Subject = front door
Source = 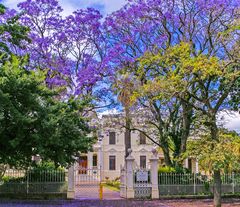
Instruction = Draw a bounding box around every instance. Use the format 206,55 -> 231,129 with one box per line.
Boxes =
79,156 -> 87,174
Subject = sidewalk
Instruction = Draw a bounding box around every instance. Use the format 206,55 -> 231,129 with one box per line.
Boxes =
1,199 -> 240,207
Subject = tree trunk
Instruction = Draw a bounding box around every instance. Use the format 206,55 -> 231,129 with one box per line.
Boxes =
180,101 -> 192,154
210,116 -> 222,207
125,107 -> 131,158
162,145 -> 172,167
213,170 -> 222,207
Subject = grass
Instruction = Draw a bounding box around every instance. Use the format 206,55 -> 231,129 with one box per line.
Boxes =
102,183 -> 120,192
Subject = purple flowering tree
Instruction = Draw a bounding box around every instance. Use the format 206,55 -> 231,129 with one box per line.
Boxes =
16,0 -> 108,99
104,1 -> 240,206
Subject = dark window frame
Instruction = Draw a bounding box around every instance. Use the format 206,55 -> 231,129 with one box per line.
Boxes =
139,132 -> 146,145
109,155 -> 116,171
93,154 -> 97,167
140,155 -> 147,169
109,132 -> 116,145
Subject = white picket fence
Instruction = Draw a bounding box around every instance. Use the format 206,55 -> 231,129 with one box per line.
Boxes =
158,173 -> 240,195
0,169 -> 67,194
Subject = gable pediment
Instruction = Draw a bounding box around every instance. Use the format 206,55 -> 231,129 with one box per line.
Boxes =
139,148 -> 148,153
108,148 -> 118,153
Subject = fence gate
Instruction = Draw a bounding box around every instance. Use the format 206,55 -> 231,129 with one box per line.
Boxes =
74,166 -> 101,199
134,168 -> 152,199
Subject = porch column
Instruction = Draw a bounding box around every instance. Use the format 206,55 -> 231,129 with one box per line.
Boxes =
150,148 -> 159,199
67,163 -> 75,199
195,159 -> 199,173
126,148 -> 135,199
95,141 -> 103,180
87,152 -> 93,169
185,158 -> 189,168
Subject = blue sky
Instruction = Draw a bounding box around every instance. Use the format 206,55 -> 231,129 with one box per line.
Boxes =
3,0 -> 126,16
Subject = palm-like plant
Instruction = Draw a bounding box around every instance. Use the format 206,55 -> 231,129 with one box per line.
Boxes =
115,74 -> 135,158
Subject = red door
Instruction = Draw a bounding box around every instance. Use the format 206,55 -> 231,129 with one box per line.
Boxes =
79,156 -> 87,174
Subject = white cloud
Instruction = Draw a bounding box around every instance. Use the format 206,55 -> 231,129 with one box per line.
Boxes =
98,109 -> 120,118
218,111 -> 240,133
3,0 -> 126,16
2,0 -> 22,9
72,0 -> 126,15
59,0 -> 76,17
224,112 -> 240,132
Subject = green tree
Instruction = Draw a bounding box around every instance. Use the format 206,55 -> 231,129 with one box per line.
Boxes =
0,56 -> 95,168
0,4 -> 29,61
185,130 -> 240,173
138,42 -> 240,207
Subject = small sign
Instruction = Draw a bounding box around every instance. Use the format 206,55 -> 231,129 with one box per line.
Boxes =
136,171 -> 148,182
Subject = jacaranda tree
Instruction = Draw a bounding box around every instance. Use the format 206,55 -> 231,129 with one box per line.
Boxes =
3,0 -> 108,99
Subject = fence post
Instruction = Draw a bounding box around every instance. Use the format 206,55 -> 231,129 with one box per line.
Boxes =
194,173 -> 196,195
26,169 -> 30,195
126,149 -> 135,199
232,172 -> 235,194
149,148 -> 159,199
67,163 -> 75,199
120,165 -> 126,198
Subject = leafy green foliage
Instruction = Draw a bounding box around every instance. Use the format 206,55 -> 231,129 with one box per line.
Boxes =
105,177 -> 120,190
158,166 -> 190,174
0,4 -> 30,61
0,56 -> 95,167
184,130 -> 240,173
158,166 -> 176,174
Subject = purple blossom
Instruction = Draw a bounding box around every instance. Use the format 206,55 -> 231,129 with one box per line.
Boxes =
1,0 -> 240,101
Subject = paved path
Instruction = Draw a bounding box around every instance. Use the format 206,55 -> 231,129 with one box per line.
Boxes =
75,185 -> 121,200
1,199 -> 240,207
103,186 -> 121,200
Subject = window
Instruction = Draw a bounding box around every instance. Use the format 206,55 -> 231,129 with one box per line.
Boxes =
93,154 -> 97,167
188,158 -> 192,173
139,132 -> 146,145
140,155 -> 146,169
109,155 -> 116,170
109,132 -> 116,144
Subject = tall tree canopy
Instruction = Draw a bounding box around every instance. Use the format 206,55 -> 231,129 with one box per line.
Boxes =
0,56 -> 94,167
103,0 -> 240,165
0,3 -> 95,168
2,0 -> 110,101
104,1 -> 240,206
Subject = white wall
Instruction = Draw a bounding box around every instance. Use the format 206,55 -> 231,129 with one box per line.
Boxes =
101,129 -> 159,180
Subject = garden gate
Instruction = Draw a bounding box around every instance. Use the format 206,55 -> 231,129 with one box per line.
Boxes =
74,165 -> 101,199
67,163 -> 102,199
133,168 -> 152,199
120,148 -> 159,199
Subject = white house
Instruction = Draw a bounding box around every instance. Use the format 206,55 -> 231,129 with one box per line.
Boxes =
77,113 -> 199,180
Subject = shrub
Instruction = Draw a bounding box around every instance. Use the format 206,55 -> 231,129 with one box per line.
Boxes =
105,179 -> 120,190
158,166 -> 191,174
1,175 -> 25,183
158,166 -> 176,173
1,162 -> 66,183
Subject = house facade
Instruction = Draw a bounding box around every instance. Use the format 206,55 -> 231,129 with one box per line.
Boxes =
78,113 -> 199,180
